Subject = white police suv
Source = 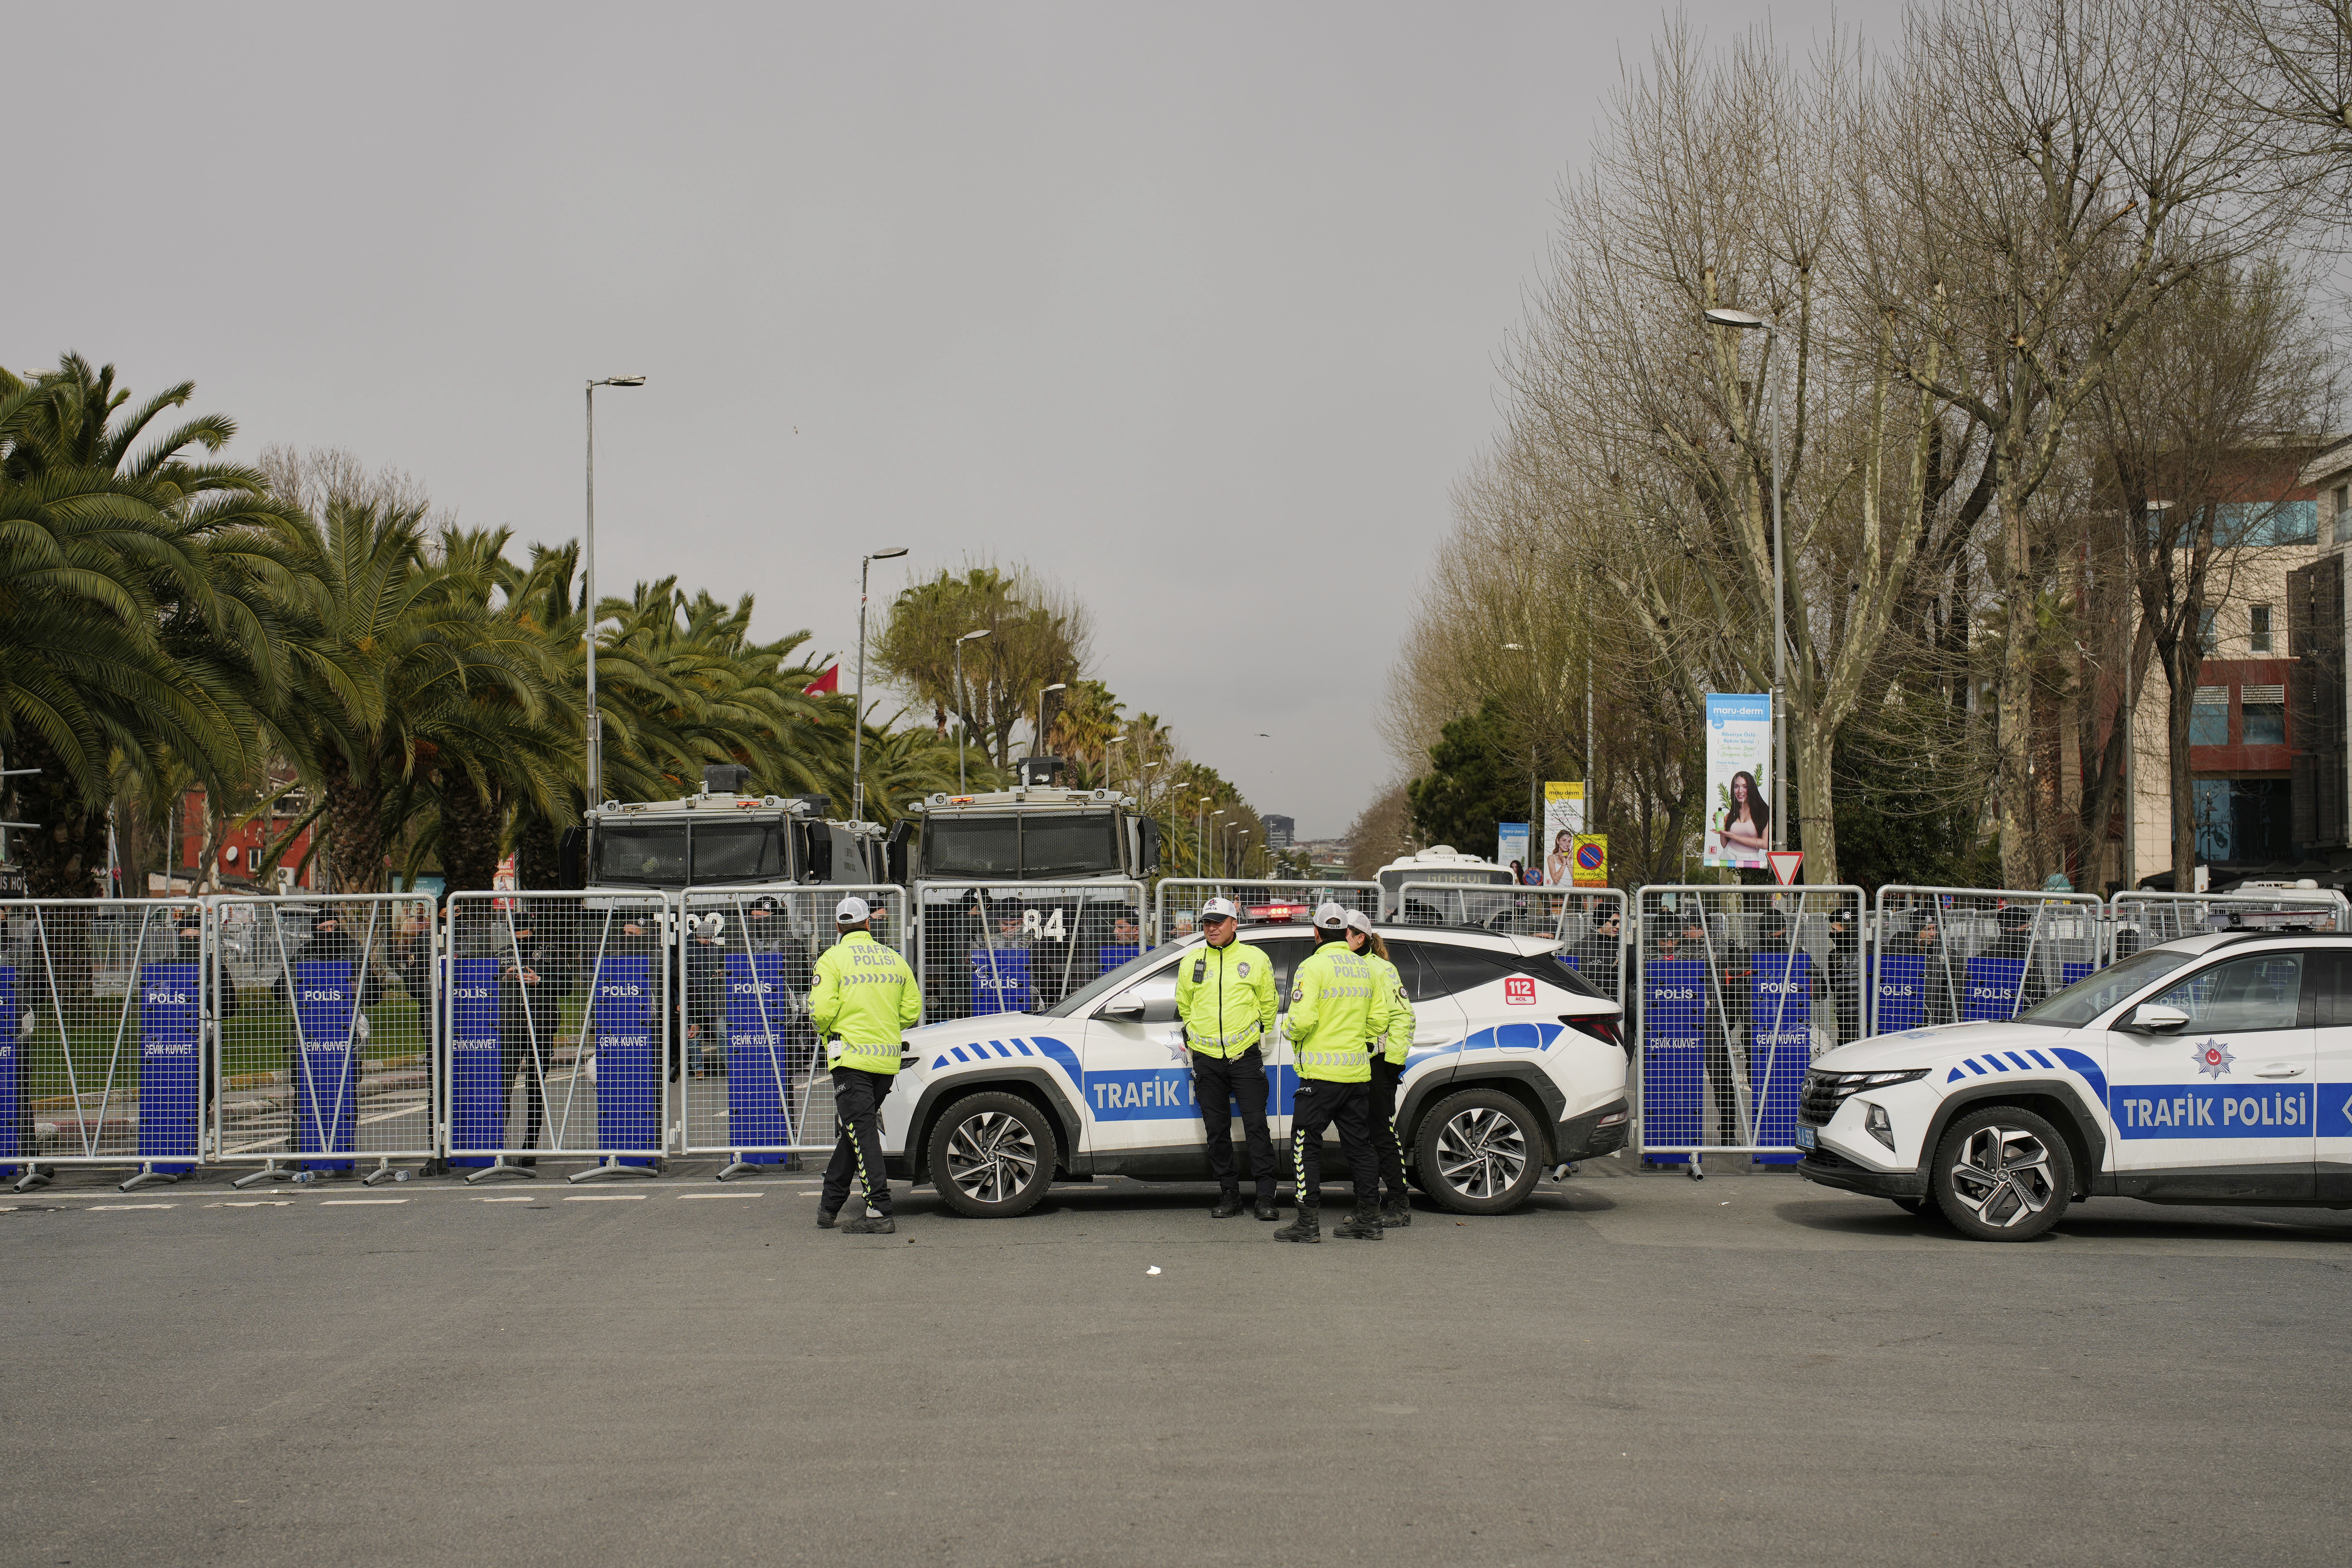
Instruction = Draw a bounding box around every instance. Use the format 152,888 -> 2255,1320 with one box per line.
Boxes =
1796,931 -> 2352,1240
879,921 -> 1629,1218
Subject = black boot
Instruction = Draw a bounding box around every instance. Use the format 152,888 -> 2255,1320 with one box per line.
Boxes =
1379,1195 -> 1412,1228
1252,1197 -> 1280,1221
842,1212 -> 896,1234
1273,1206 -> 1321,1243
1332,1203 -> 1385,1241
1209,1191 -> 1246,1218
816,1207 -> 839,1229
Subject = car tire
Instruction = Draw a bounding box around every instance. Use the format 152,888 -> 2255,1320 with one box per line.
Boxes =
1929,1106 -> 2073,1242
1414,1088 -> 1544,1215
927,1091 -> 1060,1218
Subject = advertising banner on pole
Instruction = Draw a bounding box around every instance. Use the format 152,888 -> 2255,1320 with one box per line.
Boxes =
1702,693 -> 1773,871
1496,823 -> 1530,883
1541,784 -> 1584,884
1571,835 -> 1609,887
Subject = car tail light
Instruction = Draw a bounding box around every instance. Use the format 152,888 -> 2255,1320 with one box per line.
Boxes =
1563,1013 -> 1629,1056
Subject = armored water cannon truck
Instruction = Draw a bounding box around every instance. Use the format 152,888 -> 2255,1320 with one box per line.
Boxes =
560,764 -> 886,894
895,756 -> 1163,1021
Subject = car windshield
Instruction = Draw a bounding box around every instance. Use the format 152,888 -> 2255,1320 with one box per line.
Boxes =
592,822 -> 690,886
922,812 -> 1121,878
2015,946 -> 2199,1027
1044,944 -> 1173,1017
689,820 -> 783,883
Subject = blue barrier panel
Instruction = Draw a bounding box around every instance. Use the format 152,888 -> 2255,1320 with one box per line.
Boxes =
2062,961 -> 2095,990
291,960 -> 358,1169
1876,953 -> 1925,1032
591,954 -> 659,1162
972,946 -> 1031,1015
724,951 -> 792,1161
139,961 -> 203,1173
1963,956 -> 2026,1022
1749,952 -> 1811,1162
1642,958 -> 1706,1155
447,956 -> 502,1164
0,966 -> 20,1167
1097,944 -> 1140,975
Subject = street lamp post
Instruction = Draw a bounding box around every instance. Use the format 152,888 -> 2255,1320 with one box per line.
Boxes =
1704,306 -> 1785,851
852,546 -> 909,822
583,375 -> 645,807
1139,758 -> 1162,807
1501,642 -> 1539,853
1035,681 -> 1068,759
1104,733 -> 1125,794
954,627 -> 991,792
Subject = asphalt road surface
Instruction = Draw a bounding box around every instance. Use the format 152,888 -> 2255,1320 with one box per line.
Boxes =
4,1156 -> 2348,1568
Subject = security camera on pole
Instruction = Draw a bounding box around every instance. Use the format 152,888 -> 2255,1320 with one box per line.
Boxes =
853,546 -> 909,823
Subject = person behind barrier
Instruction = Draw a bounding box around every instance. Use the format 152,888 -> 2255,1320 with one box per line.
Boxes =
811,895 -> 922,1235
682,911 -> 727,1077
1343,908 -> 1415,1228
1273,902 -> 1388,1243
1176,896 -> 1280,1221
273,912 -> 386,1014
484,911 -> 566,1165
1576,902 -> 1623,999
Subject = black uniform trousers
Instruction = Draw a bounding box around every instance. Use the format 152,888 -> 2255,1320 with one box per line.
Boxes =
498,1030 -> 547,1151
1366,1055 -> 1407,1201
1189,1044 -> 1275,1202
821,1064 -> 895,1215
1291,1077 -> 1379,1210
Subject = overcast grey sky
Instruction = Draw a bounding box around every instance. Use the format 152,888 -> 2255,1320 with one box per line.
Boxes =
14,0 -> 1862,838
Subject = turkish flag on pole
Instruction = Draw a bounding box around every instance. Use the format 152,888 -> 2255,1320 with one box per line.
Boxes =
803,664 -> 840,696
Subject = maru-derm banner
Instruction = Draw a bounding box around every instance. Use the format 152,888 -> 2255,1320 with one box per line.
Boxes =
1703,693 -> 1772,871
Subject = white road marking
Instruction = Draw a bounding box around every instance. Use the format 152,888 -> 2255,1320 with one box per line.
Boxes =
677,1191 -> 762,1199
564,1194 -> 646,1202
207,1201 -> 292,1208
90,1203 -> 175,1210
319,1199 -> 407,1206
471,1196 -> 538,1203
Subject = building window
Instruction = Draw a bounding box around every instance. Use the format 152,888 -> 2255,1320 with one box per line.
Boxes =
2191,685 -> 2231,745
2198,607 -> 2219,656
2242,682 -> 2287,745
2337,484 -> 2350,545
2250,603 -> 2273,653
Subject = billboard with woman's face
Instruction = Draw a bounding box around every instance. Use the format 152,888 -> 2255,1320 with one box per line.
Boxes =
1703,694 -> 1772,870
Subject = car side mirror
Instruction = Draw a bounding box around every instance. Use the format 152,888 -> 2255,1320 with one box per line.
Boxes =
1098,1001 -> 1146,1023
2125,1003 -> 2190,1034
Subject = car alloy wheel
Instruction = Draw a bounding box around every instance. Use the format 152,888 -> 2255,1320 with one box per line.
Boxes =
1436,1104 -> 1528,1201
1945,1123 -> 2058,1230
944,1108 -> 1038,1206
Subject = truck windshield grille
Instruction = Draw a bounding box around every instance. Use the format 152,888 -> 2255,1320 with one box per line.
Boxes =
923,813 -> 1119,879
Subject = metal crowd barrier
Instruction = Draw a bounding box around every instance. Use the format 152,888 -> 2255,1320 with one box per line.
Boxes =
1633,885 -> 1867,1171
913,879 -> 1147,1024
1149,878 -> 1380,946
1391,880 -> 1629,1008
1869,885 -> 2105,1036
211,893 -> 439,1189
442,889 -> 671,1185
1,898 -> 214,1192
676,885 -> 910,1178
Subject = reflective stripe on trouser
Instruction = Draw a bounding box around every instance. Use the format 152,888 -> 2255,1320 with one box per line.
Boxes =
1290,1079 -> 1378,1210
1367,1055 -> 1406,1201
821,1066 -> 894,1214
1191,1046 -> 1275,1202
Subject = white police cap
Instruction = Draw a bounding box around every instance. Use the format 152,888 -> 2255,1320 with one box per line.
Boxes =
1341,908 -> 1374,935
1201,896 -> 1240,921
1313,901 -> 1347,929
835,895 -> 872,924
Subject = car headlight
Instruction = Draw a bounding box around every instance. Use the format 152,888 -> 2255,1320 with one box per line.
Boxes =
1805,1067 -> 1929,1107
1863,1101 -> 1896,1150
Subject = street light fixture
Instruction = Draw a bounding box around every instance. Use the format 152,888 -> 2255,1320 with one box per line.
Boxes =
851,546 -> 910,822
1035,682 -> 1068,758
582,375 -> 647,808
1704,305 -> 1785,851
954,628 -> 991,792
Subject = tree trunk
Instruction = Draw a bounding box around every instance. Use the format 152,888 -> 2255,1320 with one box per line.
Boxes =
437,775 -> 503,892
2166,636 -> 2200,893
321,752 -> 387,895
514,806 -> 564,891
1996,483 -> 2040,889
1793,718 -> 1837,886
7,732 -> 112,901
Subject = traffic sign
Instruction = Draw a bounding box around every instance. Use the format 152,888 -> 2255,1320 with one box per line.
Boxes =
1768,850 -> 1803,886
1571,835 -> 1608,887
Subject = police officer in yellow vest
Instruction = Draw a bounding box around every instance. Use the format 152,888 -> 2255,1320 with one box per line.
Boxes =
1176,896 -> 1281,1220
1344,908 -> 1415,1226
810,896 -> 923,1234
1275,902 -> 1404,1242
